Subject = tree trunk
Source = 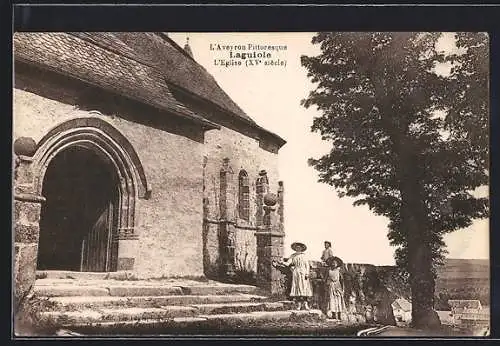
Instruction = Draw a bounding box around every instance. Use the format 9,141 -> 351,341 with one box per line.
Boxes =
408,237 -> 441,329
398,146 -> 441,330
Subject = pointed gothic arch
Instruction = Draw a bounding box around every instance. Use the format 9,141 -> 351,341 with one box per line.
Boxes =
238,170 -> 250,221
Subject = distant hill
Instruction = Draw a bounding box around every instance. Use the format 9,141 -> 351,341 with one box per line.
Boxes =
376,259 -> 490,307
436,259 -> 490,307
436,258 -> 490,280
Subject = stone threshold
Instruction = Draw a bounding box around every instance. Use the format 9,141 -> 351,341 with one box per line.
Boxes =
37,270 -> 136,280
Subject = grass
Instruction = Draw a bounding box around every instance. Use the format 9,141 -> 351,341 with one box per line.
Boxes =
14,294 -> 60,337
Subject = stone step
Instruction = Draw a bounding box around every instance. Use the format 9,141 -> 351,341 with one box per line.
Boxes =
35,285 -> 112,297
36,279 -> 130,286
41,306 -> 198,325
107,286 -> 185,297
179,284 -> 260,296
47,294 -> 269,310
34,284 -> 184,297
45,309 -> 324,333
40,303 -> 307,326
35,282 -> 260,297
191,301 -> 295,314
36,270 -> 123,280
198,309 -> 323,322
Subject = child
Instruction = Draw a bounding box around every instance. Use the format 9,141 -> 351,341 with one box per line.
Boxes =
324,256 -> 346,320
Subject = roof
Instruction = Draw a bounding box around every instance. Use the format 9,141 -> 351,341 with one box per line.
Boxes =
448,300 -> 482,310
117,32 -> 255,124
13,32 -> 218,130
13,32 -> 285,147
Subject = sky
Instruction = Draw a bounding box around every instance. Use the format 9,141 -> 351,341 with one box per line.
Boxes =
169,32 -> 489,265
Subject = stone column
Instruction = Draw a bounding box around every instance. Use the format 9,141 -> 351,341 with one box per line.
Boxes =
13,138 -> 44,311
219,158 -> 236,280
277,181 -> 284,233
255,192 -> 285,297
255,170 -> 269,227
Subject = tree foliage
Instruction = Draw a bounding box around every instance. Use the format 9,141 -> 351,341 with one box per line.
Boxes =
301,32 -> 488,328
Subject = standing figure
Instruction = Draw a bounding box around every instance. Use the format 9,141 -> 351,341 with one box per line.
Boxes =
275,242 -> 313,310
324,256 -> 346,320
321,241 -> 334,263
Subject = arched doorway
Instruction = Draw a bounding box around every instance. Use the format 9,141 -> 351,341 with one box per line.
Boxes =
37,146 -> 119,272
28,117 -> 151,272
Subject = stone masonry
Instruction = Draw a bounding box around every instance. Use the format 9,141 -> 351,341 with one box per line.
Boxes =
13,77 -> 206,279
12,32 -> 286,292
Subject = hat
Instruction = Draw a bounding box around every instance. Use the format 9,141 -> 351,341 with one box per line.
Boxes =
291,242 -> 307,252
324,241 -> 332,246
326,256 -> 344,268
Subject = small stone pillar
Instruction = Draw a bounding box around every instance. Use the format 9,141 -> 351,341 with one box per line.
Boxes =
13,137 -> 44,311
255,192 -> 285,297
277,181 -> 284,233
255,170 -> 268,227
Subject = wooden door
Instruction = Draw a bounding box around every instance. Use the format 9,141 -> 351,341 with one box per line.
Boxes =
81,200 -> 115,272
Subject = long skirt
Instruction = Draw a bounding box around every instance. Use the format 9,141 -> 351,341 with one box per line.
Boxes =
290,271 -> 312,297
326,283 -> 346,313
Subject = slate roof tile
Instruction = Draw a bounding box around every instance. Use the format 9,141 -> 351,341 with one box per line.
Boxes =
13,32 -> 285,145
13,32 -> 217,129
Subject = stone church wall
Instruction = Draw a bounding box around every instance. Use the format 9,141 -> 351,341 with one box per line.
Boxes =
14,69 -> 206,278
202,126 -> 280,281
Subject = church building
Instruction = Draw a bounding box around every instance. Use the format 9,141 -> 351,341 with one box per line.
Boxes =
13,32 -> 286,283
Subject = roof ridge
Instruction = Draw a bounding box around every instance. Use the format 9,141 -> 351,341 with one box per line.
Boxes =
68,32 -> 161,71
150,33 -> 256,124
155,32 -> 196,63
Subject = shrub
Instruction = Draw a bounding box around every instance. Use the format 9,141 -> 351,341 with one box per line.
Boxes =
234,250 -> 257,285
14,293 -> 59,336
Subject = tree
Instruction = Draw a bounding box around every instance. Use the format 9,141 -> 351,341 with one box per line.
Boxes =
301,32 -> 488,329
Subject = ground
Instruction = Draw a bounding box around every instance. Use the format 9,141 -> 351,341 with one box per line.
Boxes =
44,318 -> 380,336
30,318 -> 482,337
17,301 -> 485,337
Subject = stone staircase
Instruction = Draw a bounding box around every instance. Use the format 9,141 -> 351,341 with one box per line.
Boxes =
34,271 -> 322,334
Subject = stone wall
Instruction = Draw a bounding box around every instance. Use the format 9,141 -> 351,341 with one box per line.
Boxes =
201,124 -> 281,281
13,67 -> 207,278
203,126 -> 280,227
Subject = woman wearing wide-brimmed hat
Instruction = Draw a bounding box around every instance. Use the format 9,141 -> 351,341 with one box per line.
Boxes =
275,242 -> 313,310
324,256 -> 346,320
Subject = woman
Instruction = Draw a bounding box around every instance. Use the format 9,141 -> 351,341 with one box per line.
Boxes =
278,242 -> 313,310
324,256 -> 346,320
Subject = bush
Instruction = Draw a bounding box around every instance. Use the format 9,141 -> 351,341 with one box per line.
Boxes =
435,278 -> 490,306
